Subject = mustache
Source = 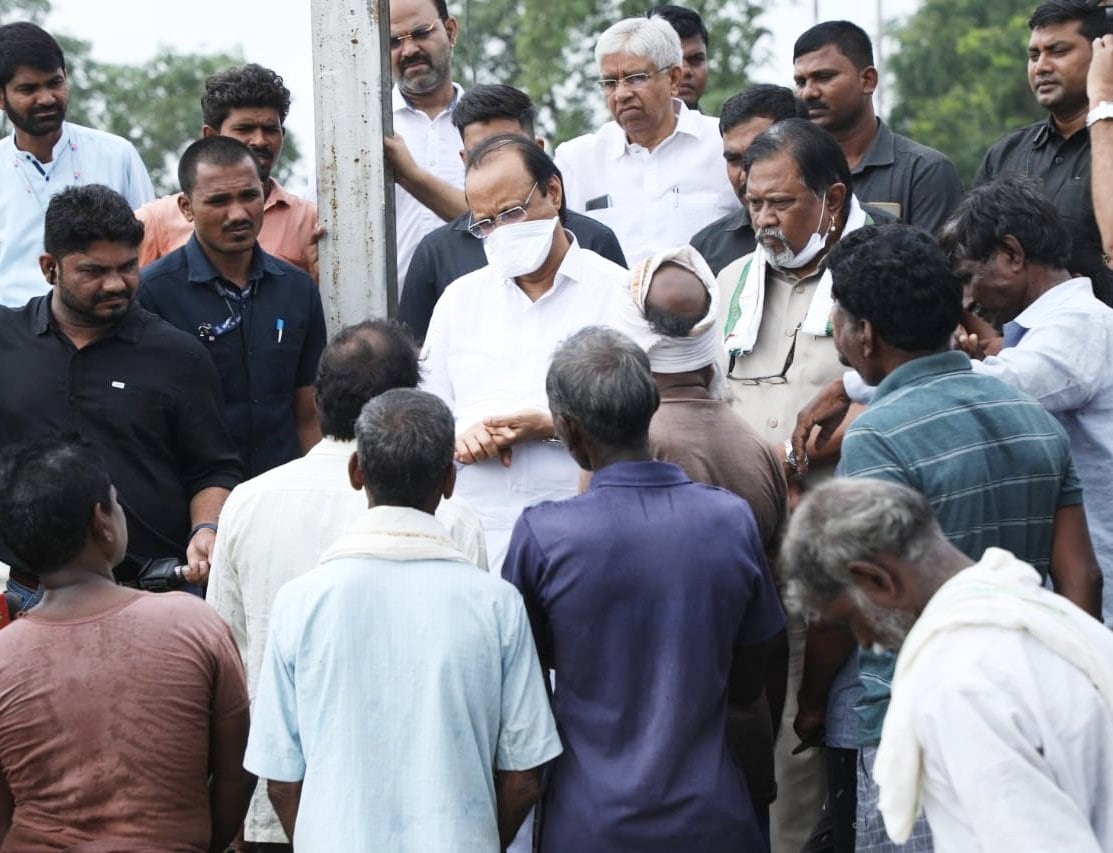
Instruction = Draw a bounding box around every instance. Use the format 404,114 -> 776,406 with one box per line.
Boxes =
222,221 -> 254,233
401,53 -> 432,71
755,226 -> 791,244
804,98 -> 829,111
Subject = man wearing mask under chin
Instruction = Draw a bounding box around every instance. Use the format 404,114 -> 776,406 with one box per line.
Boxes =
421,133 -> 628,570
714,117 -> 881,853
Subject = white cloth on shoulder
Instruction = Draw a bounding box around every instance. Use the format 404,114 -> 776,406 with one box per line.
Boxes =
723,195 -> 868,357
874,547 -> 1113,843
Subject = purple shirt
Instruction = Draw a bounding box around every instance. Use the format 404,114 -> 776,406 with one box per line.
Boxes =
504,460 -> 785,852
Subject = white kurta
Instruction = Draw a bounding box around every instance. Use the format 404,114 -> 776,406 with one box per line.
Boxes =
420,239 -> 627,569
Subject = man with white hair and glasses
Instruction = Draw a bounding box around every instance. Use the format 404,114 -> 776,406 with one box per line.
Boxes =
555,16 -> 737,264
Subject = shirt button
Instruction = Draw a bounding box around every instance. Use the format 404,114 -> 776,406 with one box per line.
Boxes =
767,417 -> 779,429
785,328 -> 796,337
794,285 -> 805,295
1054,156 -> 1064,164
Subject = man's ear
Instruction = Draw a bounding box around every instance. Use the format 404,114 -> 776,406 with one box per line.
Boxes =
39,255 -> 57,284
847,558 -> 902,609
89,501 -> 117,552
859,317 -> 880,359
441,463 -> 456,500
668,64 -> 684,95
859,65 -> 879,96
348,451 -> 364,491
201,124 -> 218,138
827,182 -> 848,220
177,192 -> 194,222
546,175 -> 564,212
443,16 -> 459,46
999,235 -> 1027,271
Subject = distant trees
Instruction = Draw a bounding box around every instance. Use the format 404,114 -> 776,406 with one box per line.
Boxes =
888,0 -> 1044,186
453,0 -> 768,145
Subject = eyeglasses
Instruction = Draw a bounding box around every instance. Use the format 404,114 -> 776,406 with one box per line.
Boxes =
595,67 -> 670,95
389,20 -> 442,50
728,325 -> 799,385
467,182 -> 539,238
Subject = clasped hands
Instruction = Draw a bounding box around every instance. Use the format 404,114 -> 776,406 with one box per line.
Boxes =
455,409 -> 555,467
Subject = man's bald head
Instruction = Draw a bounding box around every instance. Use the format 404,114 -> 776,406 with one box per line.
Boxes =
644,261 -> 712,337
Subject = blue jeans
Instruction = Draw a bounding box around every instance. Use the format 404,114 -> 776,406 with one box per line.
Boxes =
6,576 -> 44,610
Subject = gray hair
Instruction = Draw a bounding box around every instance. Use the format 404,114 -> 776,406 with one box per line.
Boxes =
546,326 -> 660,449
780,478 -> 941,611
354,388 -> 454,509
595,17 -> 682,70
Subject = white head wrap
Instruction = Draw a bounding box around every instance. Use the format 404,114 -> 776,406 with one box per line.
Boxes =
613,245 -> 721,373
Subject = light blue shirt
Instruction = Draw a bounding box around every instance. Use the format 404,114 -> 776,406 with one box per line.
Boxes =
972,277 -> 1113,624
0,122 -> 154,307
244,506 -> 561,852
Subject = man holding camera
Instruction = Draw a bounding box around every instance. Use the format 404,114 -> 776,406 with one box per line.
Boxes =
0,185 -> 242,607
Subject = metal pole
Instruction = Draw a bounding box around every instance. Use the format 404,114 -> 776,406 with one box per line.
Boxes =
311,0 -> 397,334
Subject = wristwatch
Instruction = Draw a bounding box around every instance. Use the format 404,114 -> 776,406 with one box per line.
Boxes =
1086,102 -> 1113,128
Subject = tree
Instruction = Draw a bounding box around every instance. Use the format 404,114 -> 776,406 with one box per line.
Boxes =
888,0 -> 1044,186
454,0 -> 769,145
0,2 -> 300,193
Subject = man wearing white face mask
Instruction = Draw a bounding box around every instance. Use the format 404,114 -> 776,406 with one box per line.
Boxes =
421,134 -> 628,570
714,118 -> 880,853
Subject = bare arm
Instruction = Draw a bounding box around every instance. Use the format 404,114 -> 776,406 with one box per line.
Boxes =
293,386 -> 321,454
268,779 -> 303,841
208,706 -> 256,853
186,486 -> 231,585
495,768 -> 542,850
795,620 -> 857,745
1089,36 -> 1113,267
385,134 -> 467,221
1049,503 -> 1103,619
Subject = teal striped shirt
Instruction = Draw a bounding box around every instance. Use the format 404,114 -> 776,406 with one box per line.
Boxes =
839,350 -> 1081,746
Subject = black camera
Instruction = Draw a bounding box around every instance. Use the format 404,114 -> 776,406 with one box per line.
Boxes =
135,557 -> 188,593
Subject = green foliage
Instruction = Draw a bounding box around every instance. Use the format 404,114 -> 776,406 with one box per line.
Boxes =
888,0 -> 1044,186
453,0 -> 768,145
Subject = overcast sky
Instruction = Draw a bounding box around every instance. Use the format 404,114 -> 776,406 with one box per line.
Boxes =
47,0 -> 919,194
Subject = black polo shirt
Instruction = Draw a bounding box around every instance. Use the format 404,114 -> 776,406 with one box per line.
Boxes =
139,236 -> 327,477
976,117 -> 1113,306
398,210 -> 628,341
0,296 -> 243,581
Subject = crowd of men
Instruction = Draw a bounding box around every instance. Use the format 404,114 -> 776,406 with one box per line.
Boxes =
1,0 -> 1113,850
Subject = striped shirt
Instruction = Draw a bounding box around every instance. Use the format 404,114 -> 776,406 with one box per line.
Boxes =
838,350 -> 1082,745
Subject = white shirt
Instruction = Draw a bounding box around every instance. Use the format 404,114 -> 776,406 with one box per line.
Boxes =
208,437 -> 487,843
555,99 -> 738,265
421,239 -> 628,568
0,122 -> 155,307
244,505 -> 562,852
392,83 -> 465,291
895,624 -> 1113,852
969,278 -> 1113,623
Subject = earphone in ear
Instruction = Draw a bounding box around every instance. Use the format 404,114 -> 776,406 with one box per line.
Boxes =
48,267 -> 56,283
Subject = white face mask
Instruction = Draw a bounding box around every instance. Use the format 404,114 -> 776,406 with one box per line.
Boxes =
769,192 -> 830,271
483,216 -> 560,280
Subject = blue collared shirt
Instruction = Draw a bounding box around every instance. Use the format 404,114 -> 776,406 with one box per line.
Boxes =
139,236 -> 326,477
